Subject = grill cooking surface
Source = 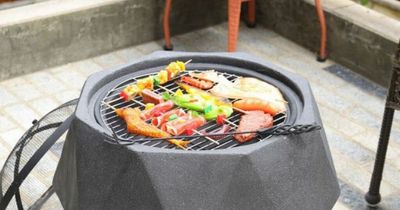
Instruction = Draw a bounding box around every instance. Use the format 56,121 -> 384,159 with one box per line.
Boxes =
100,70 -> 287,151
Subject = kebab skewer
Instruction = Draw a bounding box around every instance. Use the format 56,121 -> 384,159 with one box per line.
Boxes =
119,60 -> 191,101
104,102 -> 190,150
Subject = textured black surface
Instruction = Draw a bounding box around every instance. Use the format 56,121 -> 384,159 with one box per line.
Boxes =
53,52 -> 340,210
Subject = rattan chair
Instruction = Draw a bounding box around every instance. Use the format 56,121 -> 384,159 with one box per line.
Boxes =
162,0 -> 328,61
163,0 -> 256,52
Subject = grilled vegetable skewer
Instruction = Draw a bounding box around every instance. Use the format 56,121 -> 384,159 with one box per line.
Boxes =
120,60 -> 191,101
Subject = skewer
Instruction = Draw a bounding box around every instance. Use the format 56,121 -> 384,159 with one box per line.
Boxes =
191,129 -> 219,145
102,60 -> 192,107
157,85 -> 220,145
101,101 -> 188,150
102,101 -> 116,111
184,59 -> 192,65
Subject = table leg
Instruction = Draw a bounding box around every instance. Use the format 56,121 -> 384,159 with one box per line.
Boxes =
163,0 -> 173,50
365,107 -> 394,206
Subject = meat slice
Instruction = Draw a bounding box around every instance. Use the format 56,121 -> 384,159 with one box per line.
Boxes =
234,111 -> 273,143
141,89 -> 164,104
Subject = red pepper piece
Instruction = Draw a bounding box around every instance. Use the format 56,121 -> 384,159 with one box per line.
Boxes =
216,114 -> 226,125
120,91 -> 130,101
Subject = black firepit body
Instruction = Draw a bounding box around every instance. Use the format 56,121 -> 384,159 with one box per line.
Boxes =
53,52 -> 340,210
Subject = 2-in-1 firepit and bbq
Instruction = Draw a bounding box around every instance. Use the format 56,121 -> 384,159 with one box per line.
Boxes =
53,52 -> 339,210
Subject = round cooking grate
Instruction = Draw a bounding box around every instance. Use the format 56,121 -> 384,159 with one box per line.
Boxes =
96,67 -> 295,151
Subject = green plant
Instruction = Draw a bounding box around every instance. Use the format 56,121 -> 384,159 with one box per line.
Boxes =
360,0 -> 369,5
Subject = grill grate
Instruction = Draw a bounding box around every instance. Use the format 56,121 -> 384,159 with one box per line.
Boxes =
100,70 -> 287,151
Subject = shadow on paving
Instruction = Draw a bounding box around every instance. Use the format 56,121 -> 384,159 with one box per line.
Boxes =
339,179 -> 400,209
324,64 -> 387,98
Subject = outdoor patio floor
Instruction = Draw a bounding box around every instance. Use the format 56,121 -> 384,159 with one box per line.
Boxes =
1,22 -> 400,209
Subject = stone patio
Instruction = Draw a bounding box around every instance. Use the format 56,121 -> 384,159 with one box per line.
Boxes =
1,22 -> 400,209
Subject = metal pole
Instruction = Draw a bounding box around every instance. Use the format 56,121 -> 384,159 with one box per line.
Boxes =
365,107 -> 394,205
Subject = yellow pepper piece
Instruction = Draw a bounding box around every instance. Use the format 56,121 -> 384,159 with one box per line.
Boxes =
175,89 -> 183,96
124,85 -> 139,95
158,70 -> 168,84
176,61 -> 185,71
145,103 -> 155,110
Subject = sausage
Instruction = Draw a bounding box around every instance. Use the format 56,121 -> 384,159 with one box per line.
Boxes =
234,111 -> 273,143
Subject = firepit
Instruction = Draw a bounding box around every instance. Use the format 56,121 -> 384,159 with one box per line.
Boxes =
53,51 -> 340,210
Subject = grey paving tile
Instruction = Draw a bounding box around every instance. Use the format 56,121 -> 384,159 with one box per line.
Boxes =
348,106 -> 382,130
277,55 -> 347,89
331,149 -> 397,197
0,85 -> 18,106
0,139 -> 9,168
114,47 -> 145,62
172,33 -> 203,51
194,27 -> 227,51
390,129 -> 400,146
0,113 -> 17,132
3,104 -> 39,129
0,127 -> 25,149
332,201 -> 351,210
312,84 -> 354,112
29,97 -> 59,116
25,71 -> 67,95
352,129 -> 400,160
336,84 -> 385,117
324,64 -> 387,98
54,89 -> 81,103
72,59 -> 104,78
337,180 -> 370,210
92,52 -> 125,69
53,69 -> 86,90
135,41 -> 163,54
326,126 -> 374,165
320,105 -> 365,137
3,79 -> 42,101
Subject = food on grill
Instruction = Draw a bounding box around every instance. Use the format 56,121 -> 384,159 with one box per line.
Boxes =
172,93 -> 207,112
180,76 -> 214,89
204,105 -> 233,121
120,61 -> 187,101
140,100 -> 174,120
210,77 -> 286,114
152,108 -> 186,127
177,83 -> 227,105
141,89 -> 164,104
168,91 -> 233,120
145,103 -> 155,110
164,115 -> 206,136
115,107 -> 189,149
216,114 -> 226,125
188,70 -> 220,82
233,98 -> 282,116
234,111 -> 273,143
201,124 -> 231,140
